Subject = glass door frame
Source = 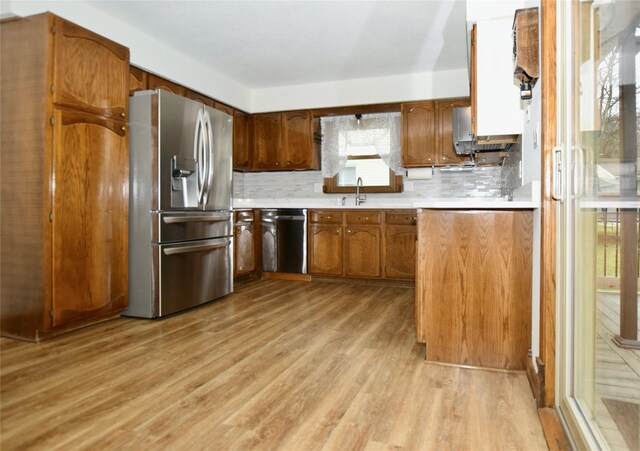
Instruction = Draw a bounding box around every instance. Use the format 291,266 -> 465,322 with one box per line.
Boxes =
555,1 -> 638,449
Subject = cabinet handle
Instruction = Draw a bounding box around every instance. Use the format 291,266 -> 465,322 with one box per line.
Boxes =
121,126 -> 126,132
347,229 -> 351,233
286,161 -> 291,166
275,162 -> 280,166
121,112 -> 126,118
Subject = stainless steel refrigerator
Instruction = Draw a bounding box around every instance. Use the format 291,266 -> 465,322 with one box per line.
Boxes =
125,90 -> 233,318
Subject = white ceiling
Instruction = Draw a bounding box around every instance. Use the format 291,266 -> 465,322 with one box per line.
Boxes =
88,1 -> 469,89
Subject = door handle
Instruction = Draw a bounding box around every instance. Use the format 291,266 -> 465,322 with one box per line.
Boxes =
202,109 -> 215,205
163,214 -> 230,224
163,240 -> 229,255
551,146 -> 563,201
572,146 -> 585,198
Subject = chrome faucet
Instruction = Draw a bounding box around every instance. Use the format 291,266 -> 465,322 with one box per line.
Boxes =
355,177 -> 366,206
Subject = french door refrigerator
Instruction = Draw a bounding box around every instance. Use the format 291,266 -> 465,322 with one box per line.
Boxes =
125,90 -> 233,318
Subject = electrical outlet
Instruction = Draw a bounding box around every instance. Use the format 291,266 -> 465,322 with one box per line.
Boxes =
313,183 -> 322,193
404,181 -> 415,191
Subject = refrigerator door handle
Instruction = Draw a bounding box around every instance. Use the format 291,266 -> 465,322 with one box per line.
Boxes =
202,109 -> 215,206
163,240 -> 230,256
194,109 -> 207,206
163,213 -> 230,224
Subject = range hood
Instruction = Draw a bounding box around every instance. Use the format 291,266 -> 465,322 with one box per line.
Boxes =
452,107 -> 515,155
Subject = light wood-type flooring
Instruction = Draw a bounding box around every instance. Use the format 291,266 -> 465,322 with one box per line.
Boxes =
1,279 -> 547,450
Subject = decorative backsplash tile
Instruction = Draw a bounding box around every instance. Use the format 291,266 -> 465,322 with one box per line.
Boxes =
502,137 -> 523,197
234,165 -> 506,200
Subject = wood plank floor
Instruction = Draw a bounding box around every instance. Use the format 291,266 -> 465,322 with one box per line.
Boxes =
1,279 -> 547,450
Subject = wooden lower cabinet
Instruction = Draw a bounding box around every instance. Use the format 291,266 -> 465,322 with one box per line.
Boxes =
308,224 -> 343,275
234,210 -> 256,277
51,109 -> 129,328
308,209 -> 415,280
344,226 -> 381,277
384,225 -> 416,279
415,209 -> 533,370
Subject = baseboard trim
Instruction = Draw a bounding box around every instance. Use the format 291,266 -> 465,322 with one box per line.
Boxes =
262,272 -> 312,282
538,407 -> 571,451
525,353 -> 546,407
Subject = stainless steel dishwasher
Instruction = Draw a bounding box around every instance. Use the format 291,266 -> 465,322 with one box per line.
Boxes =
262,209 -> 308,274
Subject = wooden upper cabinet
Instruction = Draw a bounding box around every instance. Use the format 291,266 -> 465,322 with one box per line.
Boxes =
52,17 -> 129,120
402,102 -> 436,167
252,113 -> 282,170
436,98 -> 471,165
129,66 -> 148,96
51,108 -> 128,327
147,73 -> 186,97
282,111 -> 315,169
402,98 -> 471,167
214,101 -> 234,116
250,110 -> 318,171
185,89 -> 214,107
233,111 -> 251,171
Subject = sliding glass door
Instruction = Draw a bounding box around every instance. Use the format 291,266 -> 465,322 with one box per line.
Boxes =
557,1 -> 639,449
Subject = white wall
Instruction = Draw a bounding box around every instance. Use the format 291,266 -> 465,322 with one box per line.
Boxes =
250,69 -> 470,113
4,1 -> 252,111
522,81 -> 542,185
5,2 -> 470,113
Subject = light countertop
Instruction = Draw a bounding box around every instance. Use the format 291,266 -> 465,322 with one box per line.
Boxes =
233,197 -> 540,210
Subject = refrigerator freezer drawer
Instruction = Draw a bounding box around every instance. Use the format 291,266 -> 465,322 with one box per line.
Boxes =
125,237 -> 233,318
158,237 -> 233,317
155,211 -> 232,243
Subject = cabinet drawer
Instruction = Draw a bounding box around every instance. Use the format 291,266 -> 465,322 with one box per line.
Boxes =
235,210 -> 254,222
310,210 -> 342,224
345,210 -> 381,225
385,210 -> 417,226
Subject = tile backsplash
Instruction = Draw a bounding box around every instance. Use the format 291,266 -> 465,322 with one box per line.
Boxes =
234,165 -> 505,200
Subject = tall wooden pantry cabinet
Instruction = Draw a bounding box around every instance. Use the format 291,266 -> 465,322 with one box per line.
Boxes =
0,13 -> 130,341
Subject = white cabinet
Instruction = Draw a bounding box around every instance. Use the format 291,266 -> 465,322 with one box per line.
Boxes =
475,16 -> 524,138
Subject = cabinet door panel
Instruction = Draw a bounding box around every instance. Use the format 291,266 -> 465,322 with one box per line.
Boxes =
402,102 -> 436,167
233,111 -> 251,170
308,224 -> 343,275
234,222 -> 255,276
282,111 -> 312,169
52,109 -> 128,327
384,225 -> 416,280
436,98 -> 471,165
417,210 -> 532,370
129,66 -> 147,96
53,17 -> 129,120
186,89 -> 214,107
214,101 -> 235,116
253,113 -> 281,170
344,226 -> 380,277
147,74 -> 186,97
